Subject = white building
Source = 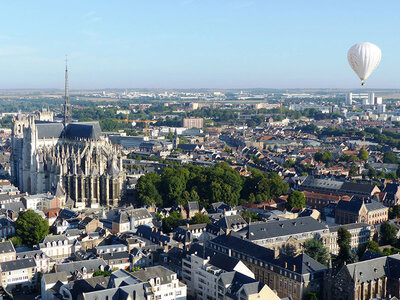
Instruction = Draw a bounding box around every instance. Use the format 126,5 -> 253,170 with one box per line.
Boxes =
182,252 -> 254,299
38,234 -> 77,262
41,272 -> 68,300
345,92 -> 353,105
0,258 -> 37,292
328,223 -> 373,255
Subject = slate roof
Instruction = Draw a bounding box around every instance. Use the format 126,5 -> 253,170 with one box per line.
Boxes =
112,208 -> 152,224
42,272 -> 68,285
335,199 -> 363,213
82,282 -> 147,300
215,214 -> 247,230
101,251 -> 130,261
131,265 -> 175,285
16,249 -> 48,260
364,199 -> 387,211
0,258 -> 35,271
55,258 -> 107,276
64,122 -> 102,140
210,234 -> 327,277
3,201 -> 25,212
35,122 -> 64,139
69,276 -> 110,300
238,217 -> 326,241
341,182 -> 376,194
0,241 -> 15,254
345,256 -> 388,282
221,271 -> 265,298
329,222 -> 371,232
187,201 -> 199,211
177,144 -> 198,151
59,208 -> 79,220
301,176 -> 343,191
384,183 -> 400,195
208,253 -> 241,271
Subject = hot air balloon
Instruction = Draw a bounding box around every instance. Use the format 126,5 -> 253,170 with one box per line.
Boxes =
347,42 -> 381,86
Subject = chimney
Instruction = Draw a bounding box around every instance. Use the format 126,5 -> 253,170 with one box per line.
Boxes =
293,264 -> 296,272
285,262 -> 287,269
226,228 -> 231,235
186,223 -> 190,229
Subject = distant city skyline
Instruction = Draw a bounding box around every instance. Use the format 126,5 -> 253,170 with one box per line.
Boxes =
0,0 -> 399,89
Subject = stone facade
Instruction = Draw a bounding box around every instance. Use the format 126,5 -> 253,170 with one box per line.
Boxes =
10,115 -> 125,208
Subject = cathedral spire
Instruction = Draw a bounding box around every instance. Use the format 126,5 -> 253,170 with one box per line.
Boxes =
63,55 -> 72,126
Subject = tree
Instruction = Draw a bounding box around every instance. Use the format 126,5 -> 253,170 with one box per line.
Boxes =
337,227 -> 352,265
321,150 -> 333,163
93,270 -> 112,277
9,236 -> 22,248
383,152 -> 399,164
286,191 -> 306,210
162,211 -> 183,233
242,210 -> 260,222
14,210 -> 49,247
314,151 -> 323,162
191,212 -> 211,225
358,149 -> 369,160
349,163 -> 358,176
303,238 -> 329,266
283,159 -> 296,168
367,240 -> 381,252
380,222 -> 398,246
389,205 -> 400,219
305,292 -> 318,300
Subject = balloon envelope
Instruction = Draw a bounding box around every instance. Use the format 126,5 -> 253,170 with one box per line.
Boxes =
347,42 -> 381,84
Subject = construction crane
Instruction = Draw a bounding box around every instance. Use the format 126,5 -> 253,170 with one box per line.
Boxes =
113,116 -> 157,136
135,120 -> 157,137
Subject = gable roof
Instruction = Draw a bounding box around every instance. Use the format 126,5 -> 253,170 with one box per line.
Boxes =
210,234 -> 327,276
55,258 -> 107,276
0,241 -> 15,254
215,214 -> 247,230
64,122 -> 102,140
0,258 -> 35,272
238,217 -> 327,241
131,265 -> 176,285
35,122 -> 64,139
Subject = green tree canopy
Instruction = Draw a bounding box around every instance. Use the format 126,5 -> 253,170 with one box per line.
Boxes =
315,150 -> 333,163
383,152 -> 399,164
162,211 -> 183,233
241,210 -> 260,222
191,212 -> 211,225
286,191 -> 306,210
358,149 -> 369,160
337,227 -> 352,266
303,238 -> 329,266
380,222 -> 398,246
15,210 -> 49,247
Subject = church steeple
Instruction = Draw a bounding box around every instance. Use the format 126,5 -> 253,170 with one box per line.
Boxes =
63,56 -> 72,126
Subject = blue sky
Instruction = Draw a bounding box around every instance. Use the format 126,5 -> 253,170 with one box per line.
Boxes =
0,0 -> 399,89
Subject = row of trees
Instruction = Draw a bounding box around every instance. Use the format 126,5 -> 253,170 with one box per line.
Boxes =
136,163 -> 289,208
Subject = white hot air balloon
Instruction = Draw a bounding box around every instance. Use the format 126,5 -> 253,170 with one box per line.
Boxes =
347,42 -> 381,85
